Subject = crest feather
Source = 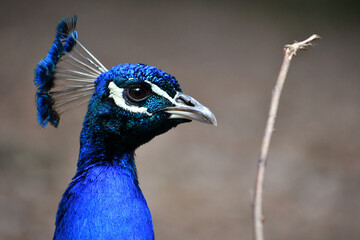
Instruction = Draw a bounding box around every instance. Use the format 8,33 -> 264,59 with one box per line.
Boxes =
34,16 -> 106,127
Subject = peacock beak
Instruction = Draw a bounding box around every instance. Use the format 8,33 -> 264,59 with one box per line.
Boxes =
162,92 -> 217,126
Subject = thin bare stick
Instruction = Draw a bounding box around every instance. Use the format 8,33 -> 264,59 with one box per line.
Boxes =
253,34 -> 320,240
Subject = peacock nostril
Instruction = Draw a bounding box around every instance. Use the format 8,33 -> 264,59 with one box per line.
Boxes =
175,93 -> 196,107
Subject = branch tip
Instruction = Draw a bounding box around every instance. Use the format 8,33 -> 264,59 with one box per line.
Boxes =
284,34 -> 321,56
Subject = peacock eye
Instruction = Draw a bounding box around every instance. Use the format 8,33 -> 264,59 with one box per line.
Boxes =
124,84 -> 152,103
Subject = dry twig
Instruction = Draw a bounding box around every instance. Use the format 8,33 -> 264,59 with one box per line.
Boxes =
253,34 -> 320,240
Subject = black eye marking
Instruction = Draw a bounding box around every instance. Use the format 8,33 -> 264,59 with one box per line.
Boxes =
124,83 -> 152,104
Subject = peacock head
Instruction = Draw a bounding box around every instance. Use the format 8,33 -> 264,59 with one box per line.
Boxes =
34,16 -> 216,149
86,63 -> 216,148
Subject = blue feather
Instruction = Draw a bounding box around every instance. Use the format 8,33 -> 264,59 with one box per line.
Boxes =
35,91 -> 59,127
56,15 -> 77,38
34,16 -> 78,127
63,32 -> 78,52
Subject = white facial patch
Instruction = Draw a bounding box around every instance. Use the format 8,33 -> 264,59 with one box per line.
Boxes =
108,82 -> 151,115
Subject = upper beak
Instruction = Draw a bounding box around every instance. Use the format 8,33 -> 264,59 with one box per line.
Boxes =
162,92 -> 217,126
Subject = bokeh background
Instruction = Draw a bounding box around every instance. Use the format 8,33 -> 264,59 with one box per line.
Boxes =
0,0 -> 359,239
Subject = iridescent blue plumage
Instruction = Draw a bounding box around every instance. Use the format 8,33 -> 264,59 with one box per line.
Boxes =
34,16 -> 216,240
34,16 -> 78,127
52,63 -> 186,240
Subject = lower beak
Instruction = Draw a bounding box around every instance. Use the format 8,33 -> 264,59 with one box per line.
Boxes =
162,92 -> 217,126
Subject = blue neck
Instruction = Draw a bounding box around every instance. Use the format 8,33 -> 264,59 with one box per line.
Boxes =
53,123 -> 154,239
76,125 -> 138,184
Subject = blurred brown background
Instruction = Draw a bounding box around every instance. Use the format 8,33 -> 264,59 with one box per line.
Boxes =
0,0 -> 359,239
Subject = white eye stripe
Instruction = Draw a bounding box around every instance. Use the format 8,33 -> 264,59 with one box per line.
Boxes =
144,80 -> 176,105
108,82 -> 151,115
108,80 -> 177,115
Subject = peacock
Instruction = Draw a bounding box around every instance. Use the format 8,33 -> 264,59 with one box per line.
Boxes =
34,16 -> 216,239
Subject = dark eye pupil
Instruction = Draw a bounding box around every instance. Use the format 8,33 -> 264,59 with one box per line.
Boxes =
125,84 -> 151,103
129,87 -> 146,100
